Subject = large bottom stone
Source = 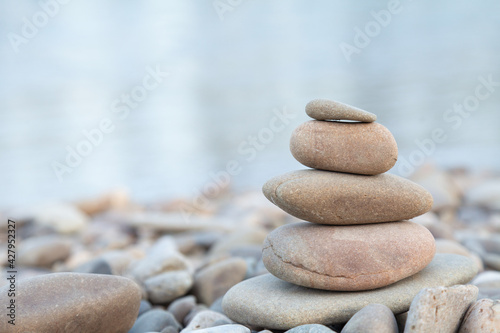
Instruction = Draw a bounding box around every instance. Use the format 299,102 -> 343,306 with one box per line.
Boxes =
222,254 -> 477,330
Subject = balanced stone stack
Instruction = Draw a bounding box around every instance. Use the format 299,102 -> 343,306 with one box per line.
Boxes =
222,99 -> 478,330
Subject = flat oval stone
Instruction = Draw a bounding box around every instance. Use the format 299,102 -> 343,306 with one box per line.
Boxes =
263,221 -> 435,291
290,121 -> 397,175
305,99 -> 377,122
263,170 -> 433,225
222,254 -> 478,330
0,272 -> 141,333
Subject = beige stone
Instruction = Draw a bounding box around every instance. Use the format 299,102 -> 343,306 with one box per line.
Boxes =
459,299 -> 500,332
0,273 -> 141,333
193,257 -> 247,305
290,121 -> 397,175
263,170 -> 433,225
18,235 -> 72,267
305,99 -> 377,122
404,285 -> 478,333
263,221 -> 435,291
144,270 -> 193,304
341,304 -> 398,333
222,254 -> 477,330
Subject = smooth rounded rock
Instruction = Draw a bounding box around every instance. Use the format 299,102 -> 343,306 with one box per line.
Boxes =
181,310 -> 232,332
404,285 -> 478,333
167,295 -> 197,324
184,304 -> 209,326
128,236 -> 189,283
263,221 -> 435,291
33,202 -> 89,233
129,309 -> 181,333
263,170 -> 433,225
222,254 -> 477,330
305,99 -> 377,122
290,121 -> 396,175
144,270 -> 193,304
193,257 -> 247,305
192,324 -> 251,333
286,324 -> 336,332
138,300 -> 152,317
18,235 -> 72,267
458,299 -> 500,332
0,273 -> 141,333
73,257 -> 112,275
341,304 -> 397,333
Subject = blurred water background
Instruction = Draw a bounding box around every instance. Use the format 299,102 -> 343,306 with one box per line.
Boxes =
1,0 -> 499,207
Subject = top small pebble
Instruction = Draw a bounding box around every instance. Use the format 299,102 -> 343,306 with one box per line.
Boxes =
306,99 -> 377,122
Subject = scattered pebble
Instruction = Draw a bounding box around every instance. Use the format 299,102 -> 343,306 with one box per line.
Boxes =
129,309 -> 182,333
18,235 -> 72,267
193,257 -> 247,305
167,295 -> 197,324
192,324 -> 251,333
404,285 -> 478,333
73,257 -> 112,275
341,304 -> 397,333
144,270 -> 193,304
32,202 -> 89,233
181,310 -> 232,332
286,324 -> 337,332
458,298 -> 500,332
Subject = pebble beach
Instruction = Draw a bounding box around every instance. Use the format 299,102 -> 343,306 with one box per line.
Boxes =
1,100 -> 499,333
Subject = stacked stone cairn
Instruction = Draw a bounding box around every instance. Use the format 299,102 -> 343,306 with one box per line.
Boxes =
222,99 -> 478,330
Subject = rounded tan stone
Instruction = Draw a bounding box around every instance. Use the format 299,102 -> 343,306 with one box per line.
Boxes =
262,221 -> 436,291
0,272 -> 141,333
290,121 -> 397,175
263,170 -> 433,225
341,304 -> 398,333
305,99 -> 377,122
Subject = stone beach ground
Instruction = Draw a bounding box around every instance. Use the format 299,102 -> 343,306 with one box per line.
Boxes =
1,100 -> 500,332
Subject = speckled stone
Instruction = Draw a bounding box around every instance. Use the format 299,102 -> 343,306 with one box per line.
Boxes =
290,121 -> 396,175
263,170 -> 433,225
263,221 -> 435,291
222,254 -> 477,330
458,299 -> 500,332
181,310 -> 232,332
404,285 -> 478,333
341,304 -> 398,333
0,273 -> 141,333
305,99 -> 377,122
